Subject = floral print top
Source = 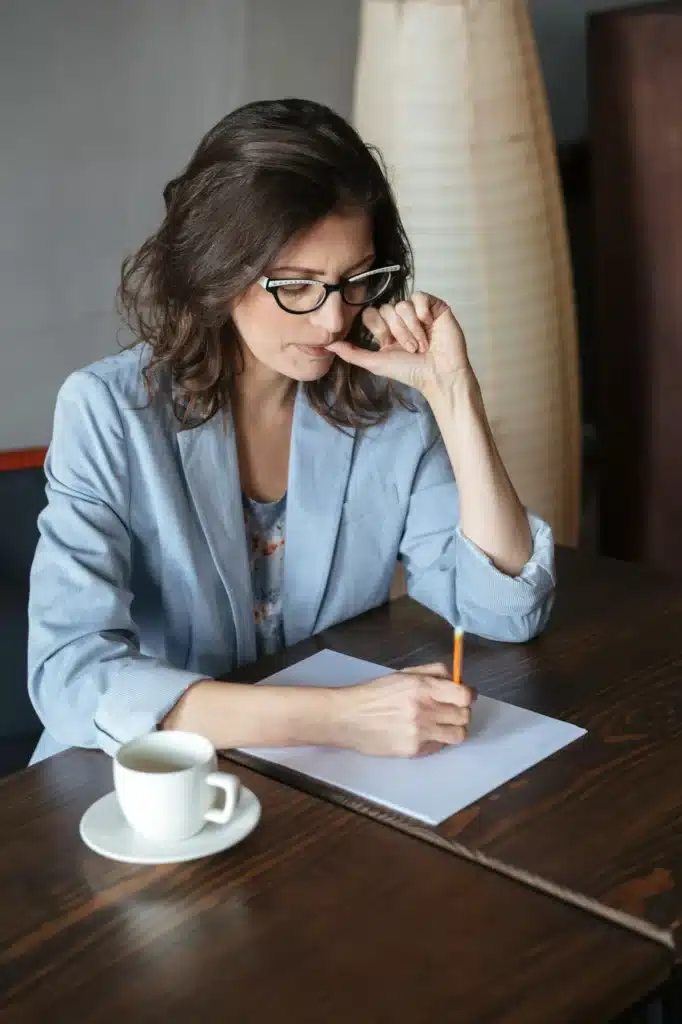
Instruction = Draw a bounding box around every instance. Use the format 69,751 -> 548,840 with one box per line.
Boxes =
243,492 -> 286,657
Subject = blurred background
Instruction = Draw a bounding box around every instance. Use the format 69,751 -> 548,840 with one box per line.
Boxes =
0,0 -> 636,446
2,0 -> 680,564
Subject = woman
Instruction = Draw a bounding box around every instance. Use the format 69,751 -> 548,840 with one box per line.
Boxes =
28,98 -> 555,765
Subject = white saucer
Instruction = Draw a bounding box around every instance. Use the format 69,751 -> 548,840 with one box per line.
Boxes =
79,786 -> 261,865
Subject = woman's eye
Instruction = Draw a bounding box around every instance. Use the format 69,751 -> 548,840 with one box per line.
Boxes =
279,283 -> 310,295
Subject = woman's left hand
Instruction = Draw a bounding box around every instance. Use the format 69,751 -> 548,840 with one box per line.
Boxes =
328,292 -> 472,397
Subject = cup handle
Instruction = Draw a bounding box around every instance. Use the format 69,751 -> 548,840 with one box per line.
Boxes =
204,772 -> 241,825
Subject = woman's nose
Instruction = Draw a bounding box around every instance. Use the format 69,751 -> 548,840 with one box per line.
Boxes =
311,291 -> 346,336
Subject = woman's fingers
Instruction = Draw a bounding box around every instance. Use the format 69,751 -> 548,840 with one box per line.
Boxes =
398,662 -> 477,707
361,306 -> 396,349
395,300 -> 429,351
412,291 -> 435,326
429,678 -> 477,706
326,339 -> 381,370
360,292 -> 447,358
430,702 -> 472,728
425,723 -> 468,747
380,305 -> 419,352
362,303 -> 426,354
403,661 -> 450,678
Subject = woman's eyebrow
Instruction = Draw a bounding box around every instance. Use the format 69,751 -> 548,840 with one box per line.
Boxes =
269,253 -> 375,278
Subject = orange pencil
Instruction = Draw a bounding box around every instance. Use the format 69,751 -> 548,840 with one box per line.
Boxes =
453,626 -> 464,685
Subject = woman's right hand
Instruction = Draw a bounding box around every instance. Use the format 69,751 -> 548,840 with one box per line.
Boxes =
336,662 -> 475,758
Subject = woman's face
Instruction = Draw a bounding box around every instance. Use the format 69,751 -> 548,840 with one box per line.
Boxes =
232,210 -> 374,383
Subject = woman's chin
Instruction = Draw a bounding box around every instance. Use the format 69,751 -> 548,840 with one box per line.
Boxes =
285,349 -> 336,381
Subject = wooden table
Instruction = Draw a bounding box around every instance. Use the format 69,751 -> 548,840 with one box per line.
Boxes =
233,547 -> 682,967
0,748 -> 671,1022
443,547 -> 682,968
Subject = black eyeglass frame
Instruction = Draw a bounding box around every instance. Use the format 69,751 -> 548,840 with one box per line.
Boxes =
257,264 -> 403,314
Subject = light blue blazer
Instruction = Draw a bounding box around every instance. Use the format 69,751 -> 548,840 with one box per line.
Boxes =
28,348 -> 555,764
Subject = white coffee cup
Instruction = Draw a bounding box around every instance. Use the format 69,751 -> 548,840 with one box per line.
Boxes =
114,731 -> 241,842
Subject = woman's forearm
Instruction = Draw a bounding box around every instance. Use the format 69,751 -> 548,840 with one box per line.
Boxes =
161,663 -> 476,758
161,678 -> 345,750
424,370 -> 533,577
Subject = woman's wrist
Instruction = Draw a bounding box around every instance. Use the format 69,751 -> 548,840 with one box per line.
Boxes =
422,367 -> 487,436
255,682 -> 348,748
422,368 -> 497,486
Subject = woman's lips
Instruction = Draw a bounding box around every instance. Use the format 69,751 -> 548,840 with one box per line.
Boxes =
295,344 -> 334,358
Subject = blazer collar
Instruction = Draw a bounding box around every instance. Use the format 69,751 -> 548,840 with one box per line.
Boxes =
283,388 -> 356,645
176,388 -> 356,663
177,409 -> 257,666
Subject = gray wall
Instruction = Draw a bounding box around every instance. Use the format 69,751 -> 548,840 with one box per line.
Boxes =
0,0 -> 358,449
243,0 -> 360,116
1,0 -> 247,448
0,0 -> 655,447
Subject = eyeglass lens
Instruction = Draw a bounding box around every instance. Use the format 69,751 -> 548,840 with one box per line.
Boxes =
275,269 -> 395,313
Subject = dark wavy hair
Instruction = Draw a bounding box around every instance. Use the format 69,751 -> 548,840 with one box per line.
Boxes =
117,98 -> 414,429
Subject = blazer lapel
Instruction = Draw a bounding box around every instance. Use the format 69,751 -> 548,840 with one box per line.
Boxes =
176,412 -> 256,665
283,389 -> 356,645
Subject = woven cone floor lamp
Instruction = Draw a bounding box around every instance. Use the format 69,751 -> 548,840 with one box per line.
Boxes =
354,0 -> 582,545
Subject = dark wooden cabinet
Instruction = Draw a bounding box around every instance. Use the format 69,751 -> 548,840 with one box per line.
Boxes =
589,3 -> 682,570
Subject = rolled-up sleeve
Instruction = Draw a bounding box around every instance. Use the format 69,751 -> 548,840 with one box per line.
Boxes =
399,410 -> 555,643
28,370 -> 205,756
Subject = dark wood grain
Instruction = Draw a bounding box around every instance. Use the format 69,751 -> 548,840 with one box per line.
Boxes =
232,546 -> 682,957
0,749 -> 671,1022
590,5 -> 682,572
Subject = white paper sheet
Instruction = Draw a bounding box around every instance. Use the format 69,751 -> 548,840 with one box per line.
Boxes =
240,650 -> 586,826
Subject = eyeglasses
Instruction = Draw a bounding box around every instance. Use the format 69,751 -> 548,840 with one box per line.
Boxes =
258,264 -> 402,314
